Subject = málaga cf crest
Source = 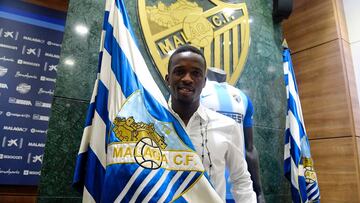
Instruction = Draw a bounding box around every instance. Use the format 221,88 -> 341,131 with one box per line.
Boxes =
138,0 -> 250,85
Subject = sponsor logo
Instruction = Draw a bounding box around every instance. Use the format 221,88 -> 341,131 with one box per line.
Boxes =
0,43 -> 18,50
27,153 -> 43,164
0,83 -> 8,89
1,137 -> 23,149
23,36 -> 45,44
35,101 -> 52,108
0,29 -> 19,40
16,83 -> 31,94
23,170 -> 41,176
6,111 -> 31,118
0,56 -> 15,62
38,88 -> 54,95
4,31 -> 14,38
28,142 -> 45,148
3,125 -> 28,132
44,52 -> 60,59
17,59 -> 40,67
15,71 -> 37,80
44,62 -> 58,72
40,76 -> 56,83
33,114 -> 50,121
47,41 -> 62,47
22,45 -> 41,57
9,97 -> 32,106
0,66 -> 8,76
0,154 -> 23,160
0,168 -> 20,175
30,128 -> 47,134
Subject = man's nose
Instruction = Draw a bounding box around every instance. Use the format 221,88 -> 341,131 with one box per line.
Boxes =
181,72 -> 193,83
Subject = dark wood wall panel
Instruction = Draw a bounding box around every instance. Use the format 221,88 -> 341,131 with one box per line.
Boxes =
311,137 -> 359,203
291,40 -> 352,139
283,0 -> 339,53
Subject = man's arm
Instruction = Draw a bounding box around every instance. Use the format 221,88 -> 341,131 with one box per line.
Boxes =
227,124 -> 256,203
244,127 -> 265,203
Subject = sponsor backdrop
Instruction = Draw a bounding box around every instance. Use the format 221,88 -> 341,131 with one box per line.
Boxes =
0,0 -> 66,185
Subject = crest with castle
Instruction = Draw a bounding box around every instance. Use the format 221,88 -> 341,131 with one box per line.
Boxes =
113,117 -> 167,150
138,0 -> 250,85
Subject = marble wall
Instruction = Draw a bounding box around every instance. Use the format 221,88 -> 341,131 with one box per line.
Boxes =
38,0 -> 290,202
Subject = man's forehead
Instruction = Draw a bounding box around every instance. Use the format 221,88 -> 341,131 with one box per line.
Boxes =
172,51 -> 205,64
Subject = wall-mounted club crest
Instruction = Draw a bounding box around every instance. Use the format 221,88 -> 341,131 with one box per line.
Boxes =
138,0 -> 250,85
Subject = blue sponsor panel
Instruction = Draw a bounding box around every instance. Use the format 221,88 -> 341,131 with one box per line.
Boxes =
0,1 -> 66,185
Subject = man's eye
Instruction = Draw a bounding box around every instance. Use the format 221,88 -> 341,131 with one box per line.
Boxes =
192,71 -> 202,77
174,70 -> 184,75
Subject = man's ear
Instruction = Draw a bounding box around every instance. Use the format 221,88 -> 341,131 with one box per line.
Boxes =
165,74 -> 169,85
202,77 -> 207,88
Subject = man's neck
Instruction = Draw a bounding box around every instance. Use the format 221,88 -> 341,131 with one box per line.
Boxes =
171,100 -> 199,126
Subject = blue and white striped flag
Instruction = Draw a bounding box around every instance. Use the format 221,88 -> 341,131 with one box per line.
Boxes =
283,48 -> 320,203
73,0 -> 222,202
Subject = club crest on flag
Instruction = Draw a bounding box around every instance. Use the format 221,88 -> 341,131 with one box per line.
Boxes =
138,0 -> 250,85
108,91 -> 204,173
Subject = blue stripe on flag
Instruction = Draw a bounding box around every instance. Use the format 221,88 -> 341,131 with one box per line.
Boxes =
288,93 -> 306,140
103,11 -> 110,31
290,184 -> 301,203
298,176 -> 309,202
149,170 -> 177,202
101,164 -> 140,202
122,169 -> 152,202
164,171 -> 191,202
136,168 -> 167,202
84,102 -> 96,127
95,80 -> 110,132
84,148 -> 106,203
289,133 -> 301,169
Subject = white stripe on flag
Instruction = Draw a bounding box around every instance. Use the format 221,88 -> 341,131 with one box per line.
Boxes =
286,64 -> 305,125
78,78 -> 99,154
142,170 -> 171,202
291,159 -> 299,190
288,110 -> 301,148
307,184 -> 318,195
129,169 -> 159,203
108,4 -> 167,108
99,50 -> 112,90
79,125 -> 92,154
83,186 -> 96,203
182,176 -> 223,203
157,171 -> 184,203
101,50 -> 126,122
115,167 -> 144,202
88,111 -> 107,167
284,143 -> 290,160
310,189 -> 320,200
172,172 -> 197,200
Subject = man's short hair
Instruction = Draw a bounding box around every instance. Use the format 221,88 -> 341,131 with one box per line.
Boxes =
167,45 -> 207,72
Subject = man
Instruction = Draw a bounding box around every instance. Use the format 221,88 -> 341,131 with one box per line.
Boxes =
201,68 -> 265,203
165,45 -> 256,203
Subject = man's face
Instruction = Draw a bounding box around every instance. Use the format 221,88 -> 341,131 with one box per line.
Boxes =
166,51 -> 206,105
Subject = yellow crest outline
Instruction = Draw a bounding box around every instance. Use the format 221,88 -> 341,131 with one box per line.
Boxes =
138,0 -> 250,85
